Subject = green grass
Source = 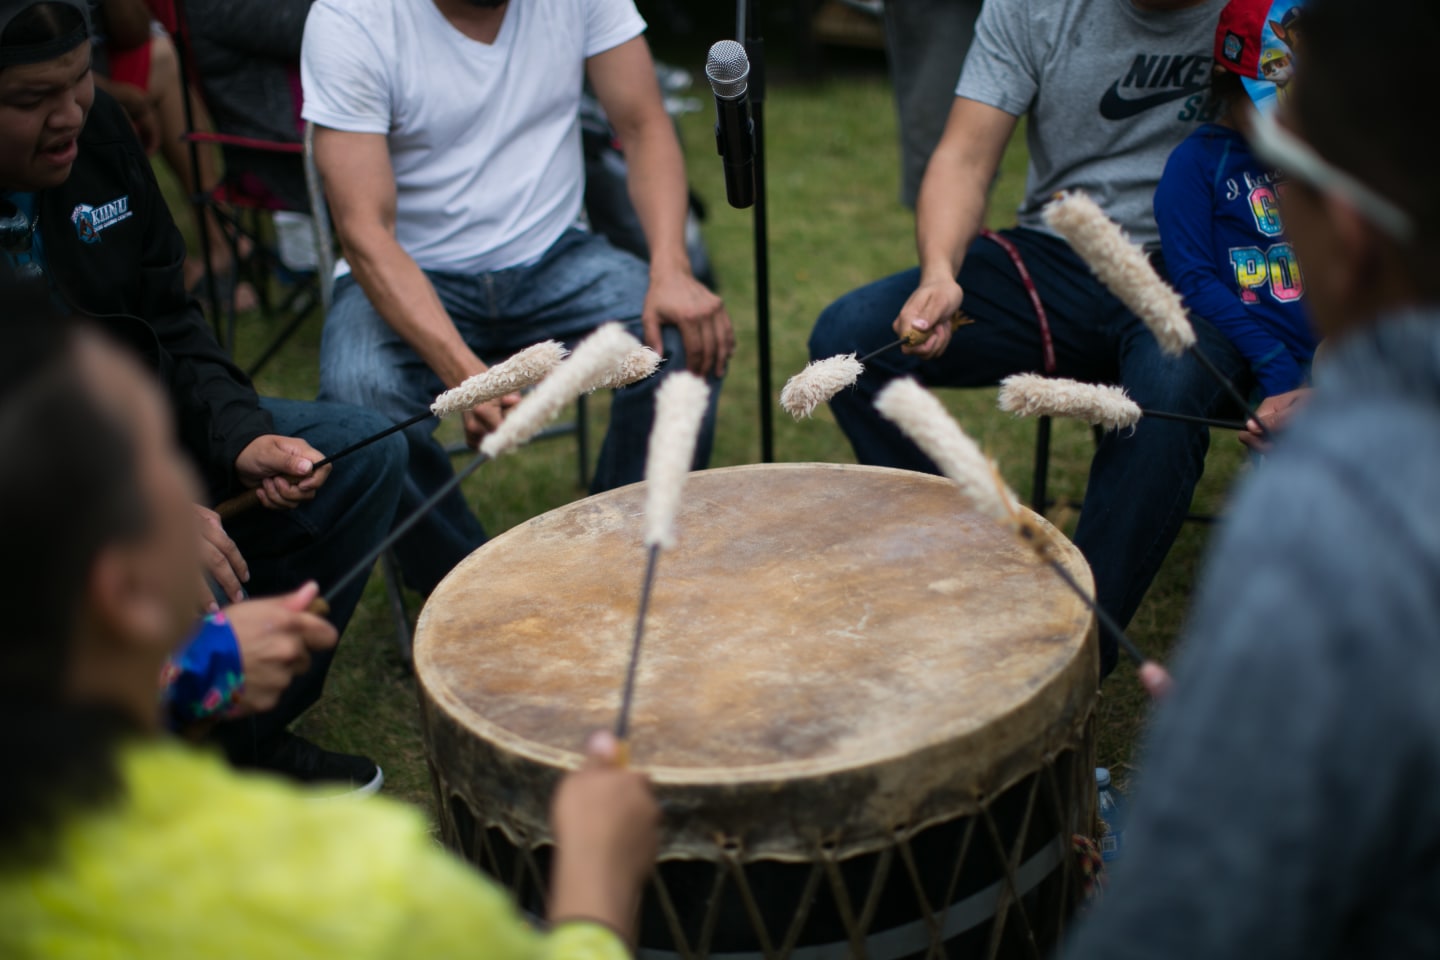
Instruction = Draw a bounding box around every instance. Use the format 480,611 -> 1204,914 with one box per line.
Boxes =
169,67 -> 1247,810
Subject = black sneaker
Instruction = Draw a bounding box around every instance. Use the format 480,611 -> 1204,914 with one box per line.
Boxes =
254,732 -> 384,797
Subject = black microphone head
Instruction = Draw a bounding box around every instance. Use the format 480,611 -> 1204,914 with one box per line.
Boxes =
705,40 -> 749,100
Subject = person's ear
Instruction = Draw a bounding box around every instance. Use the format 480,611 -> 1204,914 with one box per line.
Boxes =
87,545 -> 175,654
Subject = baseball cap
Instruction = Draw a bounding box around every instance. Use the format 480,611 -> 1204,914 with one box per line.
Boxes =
1215,0 -> 1304,114
0,0 -> 91,68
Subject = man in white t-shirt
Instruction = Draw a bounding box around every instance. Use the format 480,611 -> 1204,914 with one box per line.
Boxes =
302,0 -> 732,592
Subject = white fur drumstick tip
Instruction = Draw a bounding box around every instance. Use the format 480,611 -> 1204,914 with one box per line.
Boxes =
590,345 -> 664,392
780,354 -> 864,420
875,379 -> 1019,523
997,374 -> 1142,432
643,372 -> 712,550
430,340 -> 569,418
1043,191 -> 1196,357
481,324 -> 640,459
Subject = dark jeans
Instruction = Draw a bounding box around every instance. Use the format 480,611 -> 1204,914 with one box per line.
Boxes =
212,396 -> 407,761
808,228 -> 1249,676
318,228 -> 722,594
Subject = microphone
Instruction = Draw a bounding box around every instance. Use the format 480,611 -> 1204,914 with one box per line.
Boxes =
705,40 -> 755,209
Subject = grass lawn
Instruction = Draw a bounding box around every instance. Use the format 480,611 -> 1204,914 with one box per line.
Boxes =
179,62 -> 1248,814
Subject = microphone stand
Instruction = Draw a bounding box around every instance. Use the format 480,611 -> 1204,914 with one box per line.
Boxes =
737,0 -> 774,462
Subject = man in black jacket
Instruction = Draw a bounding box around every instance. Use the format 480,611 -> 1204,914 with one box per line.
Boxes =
0,0 -> 407,789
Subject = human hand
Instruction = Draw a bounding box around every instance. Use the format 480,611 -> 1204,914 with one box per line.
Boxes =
194,504 -> 249,606
548,730 -> 661,941
895,277 -> 964,360
1238,388 -> 1310,453
642,269 -> 734,378
1138,661 -> 1173,701
222,582 -> 338,717
461,391 -> 521,449
234,435 -> 332,509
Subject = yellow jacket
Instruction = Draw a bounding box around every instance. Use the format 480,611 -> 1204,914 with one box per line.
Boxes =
0,742 -> 627,959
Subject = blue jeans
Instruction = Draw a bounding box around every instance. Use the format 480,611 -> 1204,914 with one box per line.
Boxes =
213,397 -> 407,759
809,228 -> 1250,677
318,228 -> 722,594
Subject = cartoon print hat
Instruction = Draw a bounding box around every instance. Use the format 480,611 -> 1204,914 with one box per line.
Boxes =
1215,0 -> 1304,114
0,0 -> 91,67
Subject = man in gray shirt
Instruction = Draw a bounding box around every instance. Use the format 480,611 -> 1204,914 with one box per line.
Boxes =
809,0 -> 1246,677
1064,0 -> 1440,954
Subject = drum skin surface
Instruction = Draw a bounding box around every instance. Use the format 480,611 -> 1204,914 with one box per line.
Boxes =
415,463 -> 1098,863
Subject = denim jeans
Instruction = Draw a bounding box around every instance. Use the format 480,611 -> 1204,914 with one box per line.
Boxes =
318,228 -> 722,594
809,228 -> 1250,677
212,396 -> 407,760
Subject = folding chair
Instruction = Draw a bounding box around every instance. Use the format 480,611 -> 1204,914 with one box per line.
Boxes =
159,0 -> 325,375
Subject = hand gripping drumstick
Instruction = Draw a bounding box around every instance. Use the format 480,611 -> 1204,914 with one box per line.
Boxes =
778,311 -> 973,421
300,325 -> 644,616
214,342 -> 662,521
874,378 -> 1156,677
613,371 -> 712,766
1042,192 -> 1270,441
996,373 -> 1248,433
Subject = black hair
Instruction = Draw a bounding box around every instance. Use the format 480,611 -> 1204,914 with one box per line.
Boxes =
0,2 -> 88,67
1209,67 -> 1247,117
0,279 -> 148,867
1294,0 -> 1440,274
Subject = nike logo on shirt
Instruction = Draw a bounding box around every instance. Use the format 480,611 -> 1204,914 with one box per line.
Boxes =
1099,53 -> 1213,121
1099,82 -> 1208,119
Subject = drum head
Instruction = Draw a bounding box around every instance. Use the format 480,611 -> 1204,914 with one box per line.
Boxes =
416,463 -> 1097,858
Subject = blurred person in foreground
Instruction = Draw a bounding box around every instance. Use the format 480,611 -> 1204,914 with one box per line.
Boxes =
0,301 -> 660,958
1064,0 -> 1440,955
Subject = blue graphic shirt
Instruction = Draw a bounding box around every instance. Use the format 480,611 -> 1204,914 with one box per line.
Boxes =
1156,124 -> 1316,396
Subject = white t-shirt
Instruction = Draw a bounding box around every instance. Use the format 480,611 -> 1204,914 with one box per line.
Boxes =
301,0 -> 646,274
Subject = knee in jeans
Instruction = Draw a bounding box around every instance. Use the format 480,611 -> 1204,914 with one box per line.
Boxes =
810,297 -> 862,360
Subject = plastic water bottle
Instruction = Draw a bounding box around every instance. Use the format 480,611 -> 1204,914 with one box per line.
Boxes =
1096,767 -> 1125,862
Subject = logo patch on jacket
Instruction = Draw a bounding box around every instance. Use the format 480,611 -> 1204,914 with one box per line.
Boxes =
70,196 -> 132,244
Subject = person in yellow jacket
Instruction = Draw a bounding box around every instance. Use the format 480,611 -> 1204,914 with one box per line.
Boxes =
0,289 -> 660,958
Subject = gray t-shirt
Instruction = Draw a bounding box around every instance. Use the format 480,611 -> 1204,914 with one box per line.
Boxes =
958,0 -> 1225,247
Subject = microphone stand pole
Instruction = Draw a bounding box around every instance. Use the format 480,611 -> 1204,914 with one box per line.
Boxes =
738,0 -> 774,462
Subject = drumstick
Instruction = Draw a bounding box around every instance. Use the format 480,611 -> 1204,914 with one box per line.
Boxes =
1042,192 -> 1270,441
614,372 -> 712,764
213,340 -> 572,521
875,378 -> 1151,671
778,312 -> 972,421
997,374 -> 1248,432
305,325 -> 644,616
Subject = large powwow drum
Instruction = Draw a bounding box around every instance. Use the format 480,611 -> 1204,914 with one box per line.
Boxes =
416,463 -> 1099,959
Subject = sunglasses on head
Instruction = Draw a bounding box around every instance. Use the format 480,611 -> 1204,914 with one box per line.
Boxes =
1247,109 -> 1414,244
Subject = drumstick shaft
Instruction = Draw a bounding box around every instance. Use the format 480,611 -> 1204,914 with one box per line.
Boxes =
858,311 -> 972,365
214,411 -> 434,521
1042,555 -> 1147,668
1141,408 -> 1248,431
319,450 -> 491,607
1188,340 -> 1270,440
615,544 -> 661,747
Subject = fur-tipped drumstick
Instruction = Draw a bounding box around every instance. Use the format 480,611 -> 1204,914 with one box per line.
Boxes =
305,326 -> 643,616
997,373 -> 1249,432
1042,191 -> 1269,441
778,312 -> 973,421
214,340 -> 572,521
875,378 -> 1155,678
614,372 -> 712,765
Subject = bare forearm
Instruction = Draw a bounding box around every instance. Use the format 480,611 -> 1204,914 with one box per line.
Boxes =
622,116 -> 693,278
340,230 -> 483,387
914,151 -> 992,284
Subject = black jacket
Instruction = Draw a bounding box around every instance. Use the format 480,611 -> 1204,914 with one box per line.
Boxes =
37,91 -> 273,502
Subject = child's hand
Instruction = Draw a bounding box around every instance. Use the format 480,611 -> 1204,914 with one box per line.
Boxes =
1239,388 -> 1310,453
547,731 -> 660,940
